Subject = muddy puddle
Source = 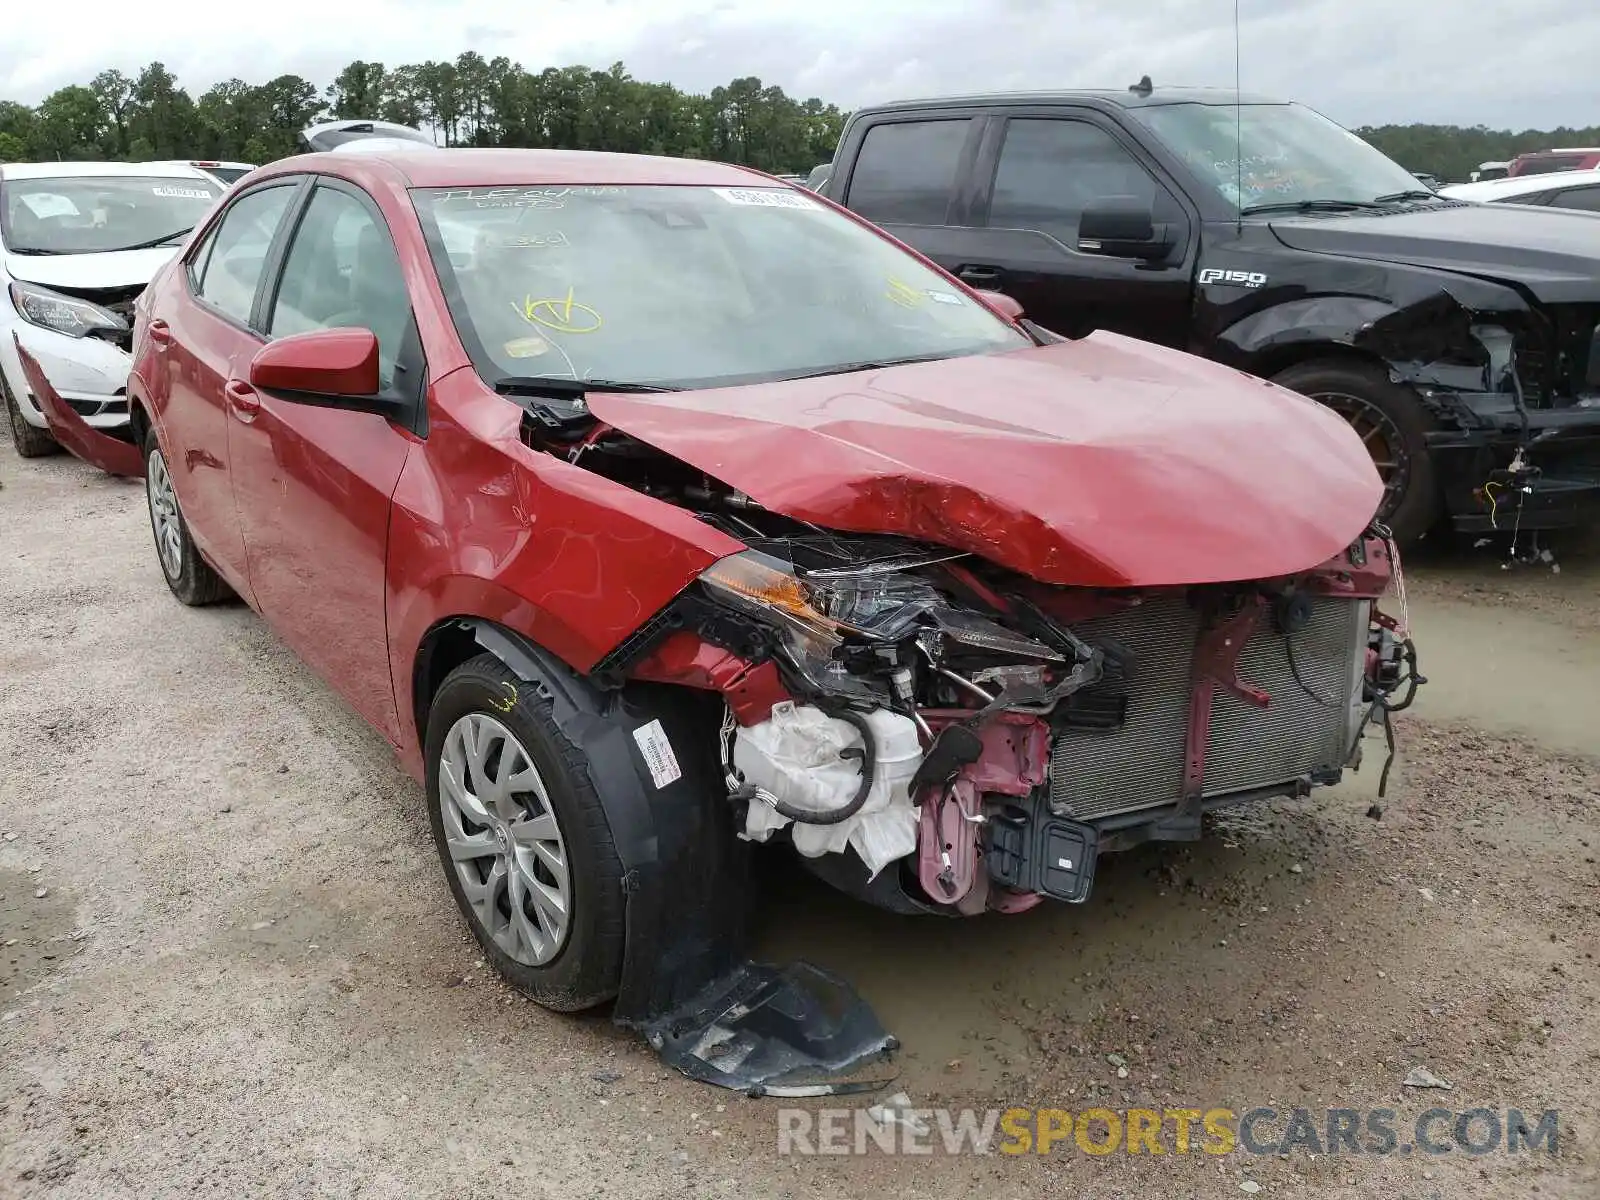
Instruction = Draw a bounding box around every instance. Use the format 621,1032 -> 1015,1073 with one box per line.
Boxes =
1,866 -> 79,1004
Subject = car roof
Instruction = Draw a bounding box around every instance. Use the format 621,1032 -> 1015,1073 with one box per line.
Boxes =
265,147 -> 771,189
847,87 -> 1283,116
0,160 -> 219,182
1441,167 -> 1600,202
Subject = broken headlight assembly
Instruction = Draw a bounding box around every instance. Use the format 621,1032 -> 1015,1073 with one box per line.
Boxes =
697,549 -> 1094,714
8,280 -> 129,341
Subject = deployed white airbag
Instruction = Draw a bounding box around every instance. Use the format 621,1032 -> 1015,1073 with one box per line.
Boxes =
734,702 -> 921,878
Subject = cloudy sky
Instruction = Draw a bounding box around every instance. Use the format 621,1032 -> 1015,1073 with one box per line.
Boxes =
5,0 -> 1597,131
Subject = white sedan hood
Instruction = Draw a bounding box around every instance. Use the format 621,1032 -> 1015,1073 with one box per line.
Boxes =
4,246 -> 182,292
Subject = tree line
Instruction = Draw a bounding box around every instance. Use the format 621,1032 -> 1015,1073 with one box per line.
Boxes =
0,56 -> 1592,184
0,57 -> 846,175
1353,123 -> 1600,182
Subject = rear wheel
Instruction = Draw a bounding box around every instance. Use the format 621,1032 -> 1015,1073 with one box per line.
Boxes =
1,369 -> 59,458
142,426 -> 231,605
1272,359 -> 1441,544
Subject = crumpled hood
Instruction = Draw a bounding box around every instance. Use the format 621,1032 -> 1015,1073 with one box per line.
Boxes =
1269,203 -> 1600,304
3,246 -> 180,292
586,336 -> 1382,589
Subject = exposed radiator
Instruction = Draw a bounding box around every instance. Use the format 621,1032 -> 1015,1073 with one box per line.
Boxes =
1048,594 -> 1368,822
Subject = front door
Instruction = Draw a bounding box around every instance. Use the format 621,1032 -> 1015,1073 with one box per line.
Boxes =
226,178 -> 423,743
960,113 -> 1195,346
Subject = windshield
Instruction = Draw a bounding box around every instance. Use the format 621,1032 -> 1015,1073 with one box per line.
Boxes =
412,184 -> 1028,390
205,166 -> 252,184
1131,102 -> 1427,210
0,175 -> 222,254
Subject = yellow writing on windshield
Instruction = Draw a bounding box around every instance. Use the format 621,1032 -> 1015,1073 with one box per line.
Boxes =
885,277 -> 924,309
511,286 -> 603,334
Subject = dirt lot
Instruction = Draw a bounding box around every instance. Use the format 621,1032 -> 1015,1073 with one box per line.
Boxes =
2,438 -> 1597,1199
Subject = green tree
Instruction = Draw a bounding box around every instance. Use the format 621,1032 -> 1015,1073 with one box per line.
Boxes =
33,86 -> 107,159
327,61 -> 388,119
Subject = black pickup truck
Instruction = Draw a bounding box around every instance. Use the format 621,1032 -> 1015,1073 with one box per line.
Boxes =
819,84 -> 1600,543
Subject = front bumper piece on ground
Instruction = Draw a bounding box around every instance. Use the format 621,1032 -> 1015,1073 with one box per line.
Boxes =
12,335 -> 144,477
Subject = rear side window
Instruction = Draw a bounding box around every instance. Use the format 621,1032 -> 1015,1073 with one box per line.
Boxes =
1516,155 -> 1589,176
1550,185 -> 1600,212
988,119 -> 1160,243
847,119 -> 970,225
194,184 -> 296,325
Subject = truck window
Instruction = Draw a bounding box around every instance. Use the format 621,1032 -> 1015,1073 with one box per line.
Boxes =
847,119 -> 970,226
987,119 -> 1159,242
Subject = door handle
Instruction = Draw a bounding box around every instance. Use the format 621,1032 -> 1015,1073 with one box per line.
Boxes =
224,379 -> 260,421
147,320 -> 172,346
957,266 -> 1002,290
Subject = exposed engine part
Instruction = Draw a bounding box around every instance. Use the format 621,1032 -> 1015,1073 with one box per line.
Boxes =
727,702 -> 921,877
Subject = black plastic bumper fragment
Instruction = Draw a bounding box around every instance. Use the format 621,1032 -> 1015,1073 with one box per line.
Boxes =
466,621 -> 898,1092
644,961 -> 899,1097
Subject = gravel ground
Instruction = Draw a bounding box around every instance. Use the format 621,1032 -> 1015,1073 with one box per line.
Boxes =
2,438 -> 1596,1199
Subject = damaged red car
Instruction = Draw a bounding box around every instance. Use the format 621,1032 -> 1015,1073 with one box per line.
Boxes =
122,149 -> 1421,1092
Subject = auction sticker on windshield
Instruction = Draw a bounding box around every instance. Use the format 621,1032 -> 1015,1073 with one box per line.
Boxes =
152,186 -> 215,199
710,187 -> 820,209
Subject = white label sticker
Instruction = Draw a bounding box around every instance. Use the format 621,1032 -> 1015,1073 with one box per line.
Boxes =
152,186 -> 214,199
632,719 -> 682,789
710,187 -> 819,210
925,290 -> 964,306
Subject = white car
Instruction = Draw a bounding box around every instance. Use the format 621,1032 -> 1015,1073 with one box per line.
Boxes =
0,161 -> 223,456
300,118 -> 437,155
153,160 -> 258,187
1440,168 -> 1600,214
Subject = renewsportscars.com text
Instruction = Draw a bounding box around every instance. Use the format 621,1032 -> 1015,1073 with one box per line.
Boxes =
777,1105 -> 1560,1158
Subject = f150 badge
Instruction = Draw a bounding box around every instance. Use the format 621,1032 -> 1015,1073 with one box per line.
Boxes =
1198,268 -> 1268,288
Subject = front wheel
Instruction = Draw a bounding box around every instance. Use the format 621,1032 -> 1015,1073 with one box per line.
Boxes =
424,653 -> 626,1011
1,368 -> 59,458
1272,359 -> 1442,544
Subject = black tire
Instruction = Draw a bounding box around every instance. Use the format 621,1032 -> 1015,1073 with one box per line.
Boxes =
1,368 -> 60,458
424,653 -> 626,1011
1272,359 -> 1442,544
141,425 -> 232,605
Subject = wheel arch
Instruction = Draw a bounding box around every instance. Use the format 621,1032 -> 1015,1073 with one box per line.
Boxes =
411,614 -> 754,1027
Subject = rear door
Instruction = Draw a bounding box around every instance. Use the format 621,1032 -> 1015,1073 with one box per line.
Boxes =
960,109 -> 1195,345
832,110 -> 997,278
160,178 -> 304,592
226,176 -> 423,743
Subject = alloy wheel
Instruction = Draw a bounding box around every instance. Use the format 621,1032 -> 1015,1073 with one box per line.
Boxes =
438,713 -> 571,966
146,448 -> 184,579
1311,389 -> 1409,518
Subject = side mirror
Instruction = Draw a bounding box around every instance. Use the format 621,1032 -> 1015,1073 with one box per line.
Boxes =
979,291 -> 1025,322
249,328 -> 384,407
1078,202 -> 1174,262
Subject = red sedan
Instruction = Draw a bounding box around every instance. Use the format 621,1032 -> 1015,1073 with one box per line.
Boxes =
120,147 -> 1417,1090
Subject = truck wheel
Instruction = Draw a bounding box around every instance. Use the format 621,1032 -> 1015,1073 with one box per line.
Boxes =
424,653 -> 627,1012
1,370 -> 59,458
1272,359 -> 1441,543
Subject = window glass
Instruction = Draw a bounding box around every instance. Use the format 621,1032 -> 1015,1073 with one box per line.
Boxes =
271,186 -> 411,388
1132,101 -> 1423,210
195,185 -> 296,324
411,184 -> 1027,391
989,120 -> 1160,242
847,120 -> 970,225
1551,186 -> 1600,212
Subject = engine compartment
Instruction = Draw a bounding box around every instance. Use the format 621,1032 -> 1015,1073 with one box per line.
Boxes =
525,406 -> 1419,915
